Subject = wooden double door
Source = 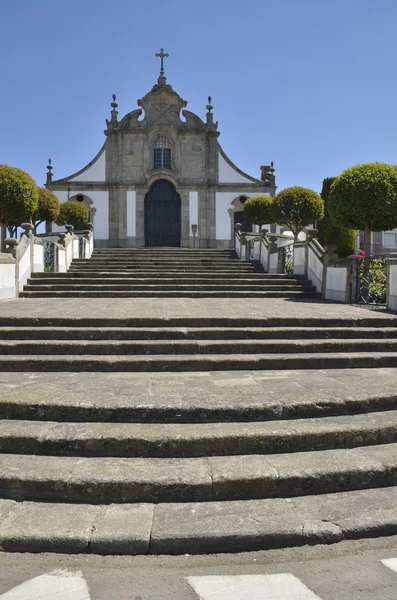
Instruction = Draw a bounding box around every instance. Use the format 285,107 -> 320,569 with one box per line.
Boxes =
144,180 -> 181,247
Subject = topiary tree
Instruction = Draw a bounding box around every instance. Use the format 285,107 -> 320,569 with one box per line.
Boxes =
0,165 -> 38,239
243,195 -> 274,230
32,187 -> 60,233
56,201 -> 89,228
328,162 -> 397,300
271,186 -> 324,242
317,177 -> 356,257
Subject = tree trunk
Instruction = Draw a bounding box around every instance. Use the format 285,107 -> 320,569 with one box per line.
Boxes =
362,227 -> 372,303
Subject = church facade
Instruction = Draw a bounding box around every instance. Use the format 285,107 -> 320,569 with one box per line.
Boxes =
46,51 -> 276,248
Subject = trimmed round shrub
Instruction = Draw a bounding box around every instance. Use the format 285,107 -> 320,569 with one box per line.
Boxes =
317,177 -> 356,257
243,195 -> 273,228
0,165 -> 38,226
33,187 -> 60,231
271,186 -> 324,241
56,201 -> 89,228
328,163 -> 397,232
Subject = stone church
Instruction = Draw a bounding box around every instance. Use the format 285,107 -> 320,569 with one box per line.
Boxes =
46,50 -> 276,248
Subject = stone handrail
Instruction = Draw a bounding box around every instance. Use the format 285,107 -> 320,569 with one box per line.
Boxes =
0,224 -> 94,299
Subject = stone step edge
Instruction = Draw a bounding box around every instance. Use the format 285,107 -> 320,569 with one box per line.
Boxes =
1,441 -> 397,503
0,317 -> 394,327
1,486 -> 397,554
0,352 -> 396,371
0,326 -> 396,341
1,409 -> 397,457
1,390 -> 397,423
2,339 -> 397,354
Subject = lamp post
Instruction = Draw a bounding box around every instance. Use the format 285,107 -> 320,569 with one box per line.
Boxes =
191,224 -> 198,248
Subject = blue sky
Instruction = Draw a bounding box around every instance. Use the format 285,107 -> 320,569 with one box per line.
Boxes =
1,0 -> 396,193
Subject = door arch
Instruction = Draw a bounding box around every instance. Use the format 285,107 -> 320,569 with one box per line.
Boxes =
144,180 -> 181,247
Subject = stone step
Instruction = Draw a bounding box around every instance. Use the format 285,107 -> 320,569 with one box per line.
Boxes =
31,272 -> 302,280
1,441 -> 396,503
0,338 -> 396,355
22,284 -> 314,292
0,352 -> 395,370
68,264 -> 264,271
1,410 -> 397,457
0,315 -> 393,328
1,371 -> 395,422
0,486 -> 396,554
0,326 -> 395,341
19,290 -> 320,298
72,257 -> 259,263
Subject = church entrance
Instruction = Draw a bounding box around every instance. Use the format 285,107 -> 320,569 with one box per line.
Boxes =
234,210 -> 253,233
144,180 -> 181,247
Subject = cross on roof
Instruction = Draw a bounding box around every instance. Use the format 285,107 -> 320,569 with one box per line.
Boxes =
156,48 -> 169,76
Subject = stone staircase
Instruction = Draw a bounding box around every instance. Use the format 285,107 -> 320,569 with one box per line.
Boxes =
2,247 -> 397,555
2,368 -> 397,554
0,315 -> 396,371
20,248 -> 319,298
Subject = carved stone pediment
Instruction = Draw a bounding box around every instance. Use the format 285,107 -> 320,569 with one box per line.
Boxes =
137,84 -> 187,129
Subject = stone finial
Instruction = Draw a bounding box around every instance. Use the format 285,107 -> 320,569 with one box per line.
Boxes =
206,96 -> 218,132
46,158 -> 53,184
106,94 -> 119,131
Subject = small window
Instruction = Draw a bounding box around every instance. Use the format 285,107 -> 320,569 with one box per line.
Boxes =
153,135 -> 171,170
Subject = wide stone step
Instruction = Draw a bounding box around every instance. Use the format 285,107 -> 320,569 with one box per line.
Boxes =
22,284 -> 313,292
1,441 -> 396,503
1,410 -> 397,457
1,370 -> 396,422
0,316 -> 394,328
1,486 -> 396,554
19,290 -> 320,298
69,265 -> 263,271
0,338 -> 396,355
0,326 -> 395,341
31,272 -> 302,280
0,352 -> 395,370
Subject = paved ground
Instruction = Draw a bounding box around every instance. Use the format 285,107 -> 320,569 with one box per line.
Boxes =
1,537 -> 397,599
0,297 -> 395,319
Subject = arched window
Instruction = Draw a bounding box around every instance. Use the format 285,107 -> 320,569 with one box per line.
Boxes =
153,135 -> 171,170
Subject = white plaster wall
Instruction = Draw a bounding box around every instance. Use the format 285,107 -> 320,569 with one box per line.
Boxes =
215,192 -> 270,240
218,154 -> 254,184
70,150 -> 106,182
326,266 -> 347,292
127,191 -> 136,237
53,190 -> 109,240
72,237 -> 79,259
33,244 -> 44,272
389,264 -> 397,296
58,247 -> 66,273
18,245 -> 31,291
308,247 -> 323,293
0,263 -> 16,299
189,191 -> 198,236
293,245 -> 306,276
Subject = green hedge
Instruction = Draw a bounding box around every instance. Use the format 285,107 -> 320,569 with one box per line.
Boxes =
317,177 -> 356,257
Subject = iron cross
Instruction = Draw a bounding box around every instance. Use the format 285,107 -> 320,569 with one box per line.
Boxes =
156,48 -> 169,75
